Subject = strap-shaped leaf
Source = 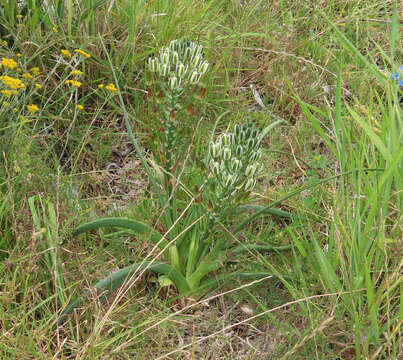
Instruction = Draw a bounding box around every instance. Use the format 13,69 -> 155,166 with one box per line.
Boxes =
73,217 -> 168,249
58,261 -> 190,324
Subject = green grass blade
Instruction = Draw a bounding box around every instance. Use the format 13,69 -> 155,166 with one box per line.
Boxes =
236,204 -> 293,219
346,105 -> 392,162
234,170 -> 367,234
319,10 -> 385,84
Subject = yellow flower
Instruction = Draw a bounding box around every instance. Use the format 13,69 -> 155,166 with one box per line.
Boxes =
98,83 -> 104,89
35,83 -> 42,89
2,40 -> 8,47
22,73 -> 33,79
3,101 -> 10,107
65,79 -> 82,88
0,75 -> 25,90
13,107 -> 18,112
61,49 -> 72,58
1,57 -> 17,69
12,90 -> 18,95
17,53 -> 22,57
27,104 -> 40,112
19,115 -> 27,121
74,49 -> 91,58
105,83 -> 118,94
17,14 -> 23,19
1,89 -> 12,97
52,27 -> 58,33
30,67 -> 40,75
71,69 -> 84,76
76,104 -> 84,110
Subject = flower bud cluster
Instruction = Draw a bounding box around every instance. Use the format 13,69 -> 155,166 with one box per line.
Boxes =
208,122 -> 263,195
148,37 -> 209,91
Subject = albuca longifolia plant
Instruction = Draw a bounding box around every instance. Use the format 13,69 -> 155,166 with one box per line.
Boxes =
59,38 -> 291,322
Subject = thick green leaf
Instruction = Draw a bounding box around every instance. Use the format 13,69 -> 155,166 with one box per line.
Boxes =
58,261 -> 190,324
73,217 -> 168,250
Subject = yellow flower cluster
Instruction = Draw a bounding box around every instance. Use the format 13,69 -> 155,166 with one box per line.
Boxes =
30,67 -> 40,75
0,75 -> 26,90
61,48 -> 91,59
61,49 -> 72,58
1,57 -> 17,69
22,73 -> 33,79
74,49 -> 91,58
1,89 -> 18,97
27,104 -> 40,112
105,83 -> 118,94
76,104 -> 84,110
71,69 -> 84,76
65,79 -> 82,88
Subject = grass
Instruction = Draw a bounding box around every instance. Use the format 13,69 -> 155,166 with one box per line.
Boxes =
0,0 -> 401,359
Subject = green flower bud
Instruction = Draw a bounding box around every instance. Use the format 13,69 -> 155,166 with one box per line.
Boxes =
196,44 -> 203,56
199,60 -> 209,74
222,133 -> 231,146
192,55 -> 201,69
177,63 -> 186,78
160,63 -> 168,77
172,51 -> 179,65
184,47 -> 191,60
148,57 -> 155,72
224,174 -> 235,187
249,152 -> 256,162
234,124 -> 240,137
211,142 -> 221,159
247,138 -> 255,149
251,129 -> 259,140
244,177 -> 256,192
235,145 -> 243,157
169,40 -> 176,52
222,146 -> 231,161
162,51 -> 170,65
231,158 -> 242,172
211,161 -> 220,175
245,164 -> 257,177
169,76 -> 178,90
219,160 -> 225,173
189,70 -> 199,84
241,131 -> 246,142
255,150 -> 262,161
